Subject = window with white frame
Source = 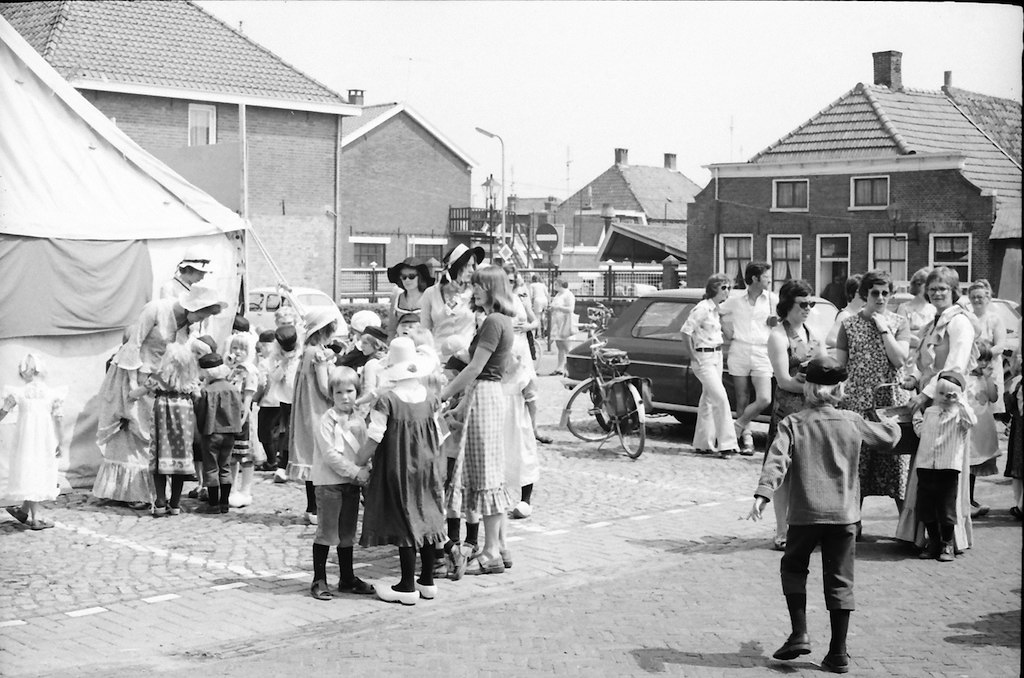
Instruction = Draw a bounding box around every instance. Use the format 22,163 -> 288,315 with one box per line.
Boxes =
869,234 -> 908,283
720,235 -> 753,287
930,234 -> 971,287
768,236 -> 802,292
408,237 -> 447,264
772,179 -> 808,211
354,243 -> 386,268
851,176 -> 889,208
816,235 -> 850,300
188,104 -> 216,146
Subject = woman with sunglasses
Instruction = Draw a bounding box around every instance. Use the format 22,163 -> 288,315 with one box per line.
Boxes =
764,279 -> 826,549
835,270 -> 912,538
385,258 -> 434,339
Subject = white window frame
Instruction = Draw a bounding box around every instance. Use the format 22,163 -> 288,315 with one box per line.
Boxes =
348,236 -> 392,245
767,235 -> 802,292
718,234 -> 754,285
407,236 -> 448,258
929,233 -> 972,289
868,233 -> 909,286
771,178 -> 809,212
849,175 -> 890,211
187,103 -> 217,146
815,234 -> 851,297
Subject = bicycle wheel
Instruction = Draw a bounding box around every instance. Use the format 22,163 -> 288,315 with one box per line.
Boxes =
616,383 -> 646,459
563,378 -> 614,442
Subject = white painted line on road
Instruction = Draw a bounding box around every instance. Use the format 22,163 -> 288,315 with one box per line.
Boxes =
665,508 -> 689,514
700,502 -> 721,507
629,515 -> 652,521
353,563 -> 371,569
0,619 -> 27,627
277,572 -> 309,580
586,521 -> 612,528
544,529 -> 568,536
210,582 -> 248,591
66,607 -> 107,618
513,525 -> 547,532
506,536 -> 525,542
142,594 -> 180,603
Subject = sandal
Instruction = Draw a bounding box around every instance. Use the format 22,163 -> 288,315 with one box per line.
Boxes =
535,433 -> 553,445
27,518 -> 55,531
309,579 -> 333,601
466,557 -> 506,575
6,506 -> 29,525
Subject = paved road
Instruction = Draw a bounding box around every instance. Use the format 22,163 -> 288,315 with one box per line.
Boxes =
1,353 -> 1020,677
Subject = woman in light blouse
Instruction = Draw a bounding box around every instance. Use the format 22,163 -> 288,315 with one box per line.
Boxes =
681,273 -> 739,456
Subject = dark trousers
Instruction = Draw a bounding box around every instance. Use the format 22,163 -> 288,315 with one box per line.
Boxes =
916,468 -> 959,527
275,403 -> 292,470
781,523 -> 856,611
202,433 -> 235,487
257,406 -> 280,466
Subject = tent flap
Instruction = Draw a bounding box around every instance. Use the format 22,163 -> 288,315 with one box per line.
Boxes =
0,236 -> 152,339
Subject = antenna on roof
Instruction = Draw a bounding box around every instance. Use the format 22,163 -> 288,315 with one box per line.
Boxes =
238,21 -> 243,33
566,147 -> 572,199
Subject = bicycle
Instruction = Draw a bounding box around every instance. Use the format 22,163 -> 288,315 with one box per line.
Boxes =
560,303 -> 650,458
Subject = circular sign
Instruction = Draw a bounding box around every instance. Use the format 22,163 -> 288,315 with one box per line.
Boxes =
535,223 -> 560,253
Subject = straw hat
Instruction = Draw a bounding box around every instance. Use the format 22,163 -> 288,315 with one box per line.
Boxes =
179,284 -> 228,313
380,337 -> 438,382
303,307 -> 338,342
387,257 -> 435,287
443,244 -> 485,271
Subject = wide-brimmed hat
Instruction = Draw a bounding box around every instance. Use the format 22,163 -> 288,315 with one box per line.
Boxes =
349,309 -> 382,334
179,284 -> 228,313
178,245 -> 213,273
443,244 -> 485,272
387,257 -> 435,287
303,307 -> 338,342
381,336 -> 439,382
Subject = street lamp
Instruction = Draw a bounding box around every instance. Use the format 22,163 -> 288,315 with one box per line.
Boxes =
476,126 -> 505,245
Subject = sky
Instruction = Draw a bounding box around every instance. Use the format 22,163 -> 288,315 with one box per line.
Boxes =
198,1 -> 1022,206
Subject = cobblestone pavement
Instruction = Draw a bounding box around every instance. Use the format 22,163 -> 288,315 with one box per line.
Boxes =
1,353 -> 1020,677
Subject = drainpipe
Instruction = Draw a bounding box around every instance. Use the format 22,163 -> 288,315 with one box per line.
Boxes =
334,116 -> 343,300
239,103 -> 249,303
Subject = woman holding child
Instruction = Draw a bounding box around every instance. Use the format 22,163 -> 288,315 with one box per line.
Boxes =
386,257 -> 434,339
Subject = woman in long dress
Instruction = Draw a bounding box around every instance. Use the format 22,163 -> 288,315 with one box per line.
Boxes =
548,280 -> 576,376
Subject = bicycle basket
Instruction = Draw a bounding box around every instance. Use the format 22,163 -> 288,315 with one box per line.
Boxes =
596,347 -> 630,377
873,384 -> 919,455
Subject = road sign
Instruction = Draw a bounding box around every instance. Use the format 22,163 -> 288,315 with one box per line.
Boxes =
535,223 -> 560,253
498,243 -> 514,261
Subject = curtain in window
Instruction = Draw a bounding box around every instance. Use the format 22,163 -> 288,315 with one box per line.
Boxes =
771,237 -> 801,289
723,237 -> 751,286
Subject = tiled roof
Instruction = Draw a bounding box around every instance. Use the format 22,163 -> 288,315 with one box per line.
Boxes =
560,163 -> 702,221
0,0 -> 349,105
598,222 -> 687,262
945,86 -> 1022,165
752,83 -> 1021,200
338,101 -> 475,166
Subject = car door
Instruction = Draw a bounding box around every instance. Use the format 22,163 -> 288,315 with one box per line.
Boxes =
608,298 -> 700,411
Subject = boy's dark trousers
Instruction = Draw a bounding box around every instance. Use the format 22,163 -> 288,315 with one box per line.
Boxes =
275,403 -> 292,471
257,405 -> 280,467
202,433 -> 236,488
916,468 -> 959,545
781,523 -> 856,611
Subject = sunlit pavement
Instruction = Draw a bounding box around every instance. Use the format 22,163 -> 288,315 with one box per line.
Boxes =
1,351 -> 1019,677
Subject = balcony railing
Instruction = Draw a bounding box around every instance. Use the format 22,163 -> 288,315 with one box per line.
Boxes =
448,206 -> 515,235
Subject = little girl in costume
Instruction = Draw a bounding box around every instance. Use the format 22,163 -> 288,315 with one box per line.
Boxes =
309,367 -> 374,600
226,334 -> 259,508
195,353 -> 242,514
2,354 -> 65,530
358,337 -> 447,605
130,343 -> 200,516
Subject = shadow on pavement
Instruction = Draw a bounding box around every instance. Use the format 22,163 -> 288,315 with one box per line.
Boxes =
631,641 -> 804,673
629,534 -> 769,556
851,538 -> 919,562
944,608 -> 1022,648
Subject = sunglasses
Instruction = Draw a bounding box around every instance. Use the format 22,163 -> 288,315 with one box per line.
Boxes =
868,289 -> 891,298
797,301 -> 816,310
400,273 -> 419,280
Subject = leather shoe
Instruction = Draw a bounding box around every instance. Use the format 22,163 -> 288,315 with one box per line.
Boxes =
337,576 -> 374,595
820,652 -> 850,673
374,583 -> 417,606
772,633 -> 811,660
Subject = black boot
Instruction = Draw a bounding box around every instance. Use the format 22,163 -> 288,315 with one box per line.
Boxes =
918,522 -> 941,559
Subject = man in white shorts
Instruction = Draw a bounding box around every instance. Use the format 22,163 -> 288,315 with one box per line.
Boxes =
720,262 -> 778,455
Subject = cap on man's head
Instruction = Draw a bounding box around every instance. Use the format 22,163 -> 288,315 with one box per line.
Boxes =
938,370 -> 966,392
258,330 -> 276,343
198,352 -> 224,370
232,316 -> 250,333
804,356 -> 848,386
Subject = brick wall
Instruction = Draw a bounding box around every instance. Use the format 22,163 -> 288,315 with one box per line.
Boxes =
686,168 -> 997,291
339,111 -> 470,268
246,215 -> 335,292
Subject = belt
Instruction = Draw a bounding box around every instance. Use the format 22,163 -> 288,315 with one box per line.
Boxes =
694,346 -> 722,352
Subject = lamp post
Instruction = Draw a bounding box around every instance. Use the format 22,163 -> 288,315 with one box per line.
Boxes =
475,126 -> 505,245
482,174 -> 497,262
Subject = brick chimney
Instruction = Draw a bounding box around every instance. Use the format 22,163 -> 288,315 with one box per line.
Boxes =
347,89 -> 365,105
614,148 -> 629,166
872,51 -> 902,91
664,153 -> 677,171
944,70 -> 953,88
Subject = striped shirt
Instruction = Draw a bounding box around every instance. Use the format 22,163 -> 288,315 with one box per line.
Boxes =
912,403 -> 976,471
755,405 -> 901,525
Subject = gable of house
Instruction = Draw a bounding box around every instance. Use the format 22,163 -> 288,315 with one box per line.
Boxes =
620,165 -> 702,221
0,0 -> 350,108
340,102 -> 474,168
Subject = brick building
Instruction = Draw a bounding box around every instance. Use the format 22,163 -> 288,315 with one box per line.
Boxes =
687,51 -> 1022,300
338,97 -> 474,269
1,0 -> 362,295
554,149 -> 703,268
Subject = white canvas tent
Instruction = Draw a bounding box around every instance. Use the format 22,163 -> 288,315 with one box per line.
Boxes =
0,17 -> 248,493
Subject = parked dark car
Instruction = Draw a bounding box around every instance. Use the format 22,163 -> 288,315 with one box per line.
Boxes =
564,289 -> 839,424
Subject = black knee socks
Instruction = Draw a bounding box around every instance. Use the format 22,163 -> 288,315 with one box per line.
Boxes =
169,476 -> 185,508
313,543 -> 329,582
207,486 -> 220,506
465,522 -> 480,547
305,481 -> 317,514
939,523 -> 955,543
419,545 -> 435,586
785,593 -> 808,637
521,483 -> 534,504
397,546 -> 416,591
446,518 -> 461,544
154,474 -> 168,506
219,483 -> 232,507
829,610 -> 851,655
336,546 -> 354,584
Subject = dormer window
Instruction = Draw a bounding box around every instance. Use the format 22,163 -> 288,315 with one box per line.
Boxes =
772,179 -> 808,211
850,176 -> 889,209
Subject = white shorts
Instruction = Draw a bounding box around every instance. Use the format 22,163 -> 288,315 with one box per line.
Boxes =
727,341 -> 773,378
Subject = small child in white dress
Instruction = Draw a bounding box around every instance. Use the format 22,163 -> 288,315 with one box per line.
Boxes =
2,354 -> 66,530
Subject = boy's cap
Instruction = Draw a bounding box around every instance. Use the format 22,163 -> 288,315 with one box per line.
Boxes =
198,352 -> 224,369
258,330 -> 276,343
938,370 -> 966,391
363,325 -> 388,343
805,356 -> 848,385
232,316 -> 250,333
274,325 -> 298,351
